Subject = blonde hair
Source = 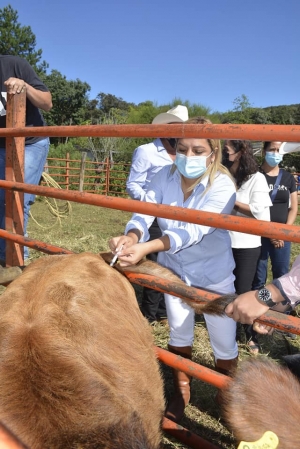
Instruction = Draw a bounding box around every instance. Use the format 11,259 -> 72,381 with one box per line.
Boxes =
171,116 -> 234,192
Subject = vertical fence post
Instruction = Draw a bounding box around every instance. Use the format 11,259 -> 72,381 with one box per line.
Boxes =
105,157 -> 110,195
66,152 -> 70,190
79,151 -> 87,192
5,92 -> 26,267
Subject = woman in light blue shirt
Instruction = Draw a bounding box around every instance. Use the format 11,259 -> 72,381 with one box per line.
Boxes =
109,117 -> 237,423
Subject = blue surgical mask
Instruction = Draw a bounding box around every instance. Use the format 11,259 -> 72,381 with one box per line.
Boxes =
175,152 -> 212,179
265,152 -> 283,167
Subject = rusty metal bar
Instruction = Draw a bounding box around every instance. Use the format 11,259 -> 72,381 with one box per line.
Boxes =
162,417 -> 222,449
0,228 -> 72,261
127,273 -> 300,335
1,123 -> 300,142
157,340 -> 228,449
5,92 -> 26,267
0,180 -> 300,243
155,347 -> 229,389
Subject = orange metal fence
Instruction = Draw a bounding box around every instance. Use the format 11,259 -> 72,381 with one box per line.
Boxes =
45,155 -> 300,197
1,92 -> 300,448
44,155 -> 130,195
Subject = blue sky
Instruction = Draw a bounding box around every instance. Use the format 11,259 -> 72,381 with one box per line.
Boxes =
5,0 -> 300,113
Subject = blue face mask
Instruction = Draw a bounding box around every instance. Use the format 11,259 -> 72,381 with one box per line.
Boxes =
265,152 -> 283,167
175,152 -> 212,179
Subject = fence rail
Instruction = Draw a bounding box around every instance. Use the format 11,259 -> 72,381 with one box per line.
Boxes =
44,154 -> 130,196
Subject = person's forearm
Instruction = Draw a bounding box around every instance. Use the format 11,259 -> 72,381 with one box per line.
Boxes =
234,201 -> 253,217
286,208 -> 298,226
24,84 -> 52,111
126,183 -> 145,200
142,235 -> 170,254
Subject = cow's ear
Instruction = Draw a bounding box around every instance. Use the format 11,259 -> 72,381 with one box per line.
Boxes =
99,251 -> 114,265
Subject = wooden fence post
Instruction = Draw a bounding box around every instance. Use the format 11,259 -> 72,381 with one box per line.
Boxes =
66,152 -> 70,190
79,151 -> 87,192
105,157 -> 109,195
5,92 -> 26,267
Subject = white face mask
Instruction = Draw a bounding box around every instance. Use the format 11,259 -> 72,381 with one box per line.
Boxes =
175,152 -> 212,178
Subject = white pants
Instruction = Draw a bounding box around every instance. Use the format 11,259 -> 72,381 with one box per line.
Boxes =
165,283 -> 238,361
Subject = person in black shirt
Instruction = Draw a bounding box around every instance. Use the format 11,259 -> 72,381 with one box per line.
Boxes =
253,141 -> 298,287
245,141 -> 298,351
0,55 -> 52,262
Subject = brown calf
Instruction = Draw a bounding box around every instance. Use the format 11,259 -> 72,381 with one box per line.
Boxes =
0,252 -> 165,449
221,357 -> 300,448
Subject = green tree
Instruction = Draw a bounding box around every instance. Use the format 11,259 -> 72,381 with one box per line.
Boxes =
42,70 -> 90,131
86,110 -> 132,163
170,97 -> 212,119
84,99 -> 103,124
0,4 -> 47,72
233,94 -> 252,112
127,101 -> 158,124
96,92 -> 133,115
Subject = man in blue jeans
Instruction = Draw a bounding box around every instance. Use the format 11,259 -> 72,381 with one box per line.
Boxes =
0,55 -> 52,263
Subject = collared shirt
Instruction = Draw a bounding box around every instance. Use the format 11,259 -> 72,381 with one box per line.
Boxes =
125,165 -> 236,291
230,172 -> 272,248
126,138 -> 174,200
278,255 -> 300,306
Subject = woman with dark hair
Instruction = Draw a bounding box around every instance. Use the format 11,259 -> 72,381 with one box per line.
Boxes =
253,141 -> 298,288
222,140 -> 272,353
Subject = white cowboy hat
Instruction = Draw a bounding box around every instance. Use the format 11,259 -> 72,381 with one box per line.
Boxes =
279,142 -> 300,155
152,105 -> 189,124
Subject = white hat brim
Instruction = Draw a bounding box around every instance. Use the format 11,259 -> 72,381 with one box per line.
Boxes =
152,113 -> 185,125
279,142 -> 300,155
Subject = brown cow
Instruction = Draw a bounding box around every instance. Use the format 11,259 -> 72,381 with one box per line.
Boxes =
0,252 -> 164,449
221,357 -> 300,449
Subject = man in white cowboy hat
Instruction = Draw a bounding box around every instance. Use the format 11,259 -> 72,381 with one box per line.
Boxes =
126,105 -> 189,323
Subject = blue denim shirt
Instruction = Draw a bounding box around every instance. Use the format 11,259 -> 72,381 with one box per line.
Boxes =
125,165 -> 236,291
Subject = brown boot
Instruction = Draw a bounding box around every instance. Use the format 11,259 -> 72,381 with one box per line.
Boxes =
215,356 -> 238,405
165,345 -> 192,423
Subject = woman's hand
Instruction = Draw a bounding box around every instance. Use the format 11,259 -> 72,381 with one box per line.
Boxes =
109,229 -> 141,255
117,243 -> 149,267
225,291 -> 269,324
270,239 -> 284,248
108,235 -> 136,254
253,322 -> 273,335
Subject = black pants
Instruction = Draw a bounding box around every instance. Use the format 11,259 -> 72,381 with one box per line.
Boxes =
141,219 -> 167,322
232,246 -> 261,343
232,246 -> 262,295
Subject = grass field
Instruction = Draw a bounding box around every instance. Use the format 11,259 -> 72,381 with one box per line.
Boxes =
26,196 -> 300,449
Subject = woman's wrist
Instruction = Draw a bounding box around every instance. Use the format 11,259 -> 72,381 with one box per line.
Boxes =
263,283 -> 285,304
126,229 -> 141,244
271,279 -> 291,305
